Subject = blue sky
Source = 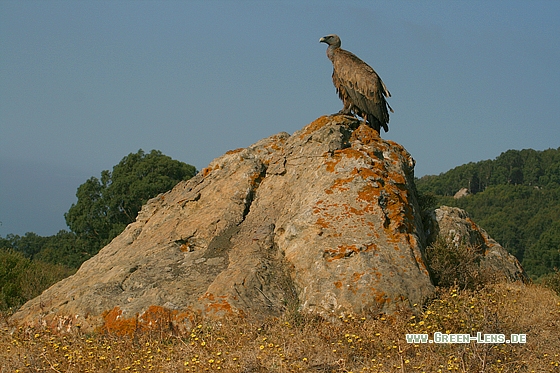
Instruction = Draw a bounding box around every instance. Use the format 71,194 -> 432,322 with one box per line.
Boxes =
1,0 -> 559,236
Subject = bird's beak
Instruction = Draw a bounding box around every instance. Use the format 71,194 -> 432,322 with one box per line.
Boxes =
319,37 -> 326,43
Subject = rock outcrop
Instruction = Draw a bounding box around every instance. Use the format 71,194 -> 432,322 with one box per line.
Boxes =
10,116 -> 526,333
427,206 -> 528,283
12,116 -> 434,331
453,187 -> 469,199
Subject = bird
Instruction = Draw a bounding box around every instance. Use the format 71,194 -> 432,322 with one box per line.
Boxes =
319,34 -> 393,133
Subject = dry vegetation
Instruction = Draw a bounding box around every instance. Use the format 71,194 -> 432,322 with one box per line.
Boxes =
2,238 -> 559,372
1,281 -> 559,373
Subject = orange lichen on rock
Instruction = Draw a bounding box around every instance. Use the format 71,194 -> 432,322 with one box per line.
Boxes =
353,167 -> 381,181
226,148 -> 244,155
100,307 -> 138,336
384,187 -> 415,235
365,242 -> 379,252
100,306 -> 197,336
324,155 -> 342,173
298,115 -> 331,139
201,167 -> 212,177
325,148 -> 365,173
266,134 -> 287,152
329,176 -> 354,192
373,289 -> 389,306
201,163 -> 221,177
205,300 -> 234,315
466,217 -> 482,233
351,272 -> 365,282
323,244 -> 378,262
388,171 -> 407,185
350,123 -> 380,145
138,305 -> 174,329
324,244 -> 360,261
200,293 -> 237,316
316,217 -> 331,229
338,148 -> 364,160
249,170 -> 265,186
355,176 -> 418,245
357,184 -> 380,205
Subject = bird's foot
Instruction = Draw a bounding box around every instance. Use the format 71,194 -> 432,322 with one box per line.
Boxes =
337,109 -> 353,116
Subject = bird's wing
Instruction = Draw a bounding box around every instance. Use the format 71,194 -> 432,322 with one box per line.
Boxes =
333,49 -> 392,125
333,49 -> 390,103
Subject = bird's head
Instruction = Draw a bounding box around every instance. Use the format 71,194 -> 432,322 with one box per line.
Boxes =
319,34 -> 341,48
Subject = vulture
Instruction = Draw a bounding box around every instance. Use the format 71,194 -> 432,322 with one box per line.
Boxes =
320,34 -> 393,133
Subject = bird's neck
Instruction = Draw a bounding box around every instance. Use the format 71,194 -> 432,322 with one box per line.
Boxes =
326,45 -> 338,61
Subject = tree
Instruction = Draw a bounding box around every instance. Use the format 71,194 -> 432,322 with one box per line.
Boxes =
65,149 -> 196,252
0,232 -> 49,259
523,221 -> 560,279
34,230 -> 91,268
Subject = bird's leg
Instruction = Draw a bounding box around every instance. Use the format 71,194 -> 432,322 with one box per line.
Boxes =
338,100 -> 358,116
337,103 -> 353,116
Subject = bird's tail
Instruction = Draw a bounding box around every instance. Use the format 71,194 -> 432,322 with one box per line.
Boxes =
387,101 -> 394,113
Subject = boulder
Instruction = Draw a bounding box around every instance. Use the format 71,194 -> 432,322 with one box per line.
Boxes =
11,115 -> 437,332
427,206 -> 528,283
453,187 -> 469,199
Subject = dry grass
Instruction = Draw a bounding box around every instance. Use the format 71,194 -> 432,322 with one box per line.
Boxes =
425,237 -> 496,290
1,282 -> 559,373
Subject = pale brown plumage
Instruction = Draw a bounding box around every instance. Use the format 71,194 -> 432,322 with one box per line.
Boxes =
320,34 -> 393,133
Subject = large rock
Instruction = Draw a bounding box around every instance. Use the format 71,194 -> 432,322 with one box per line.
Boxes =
12,115 -> 436,332
427,206 -> 528,283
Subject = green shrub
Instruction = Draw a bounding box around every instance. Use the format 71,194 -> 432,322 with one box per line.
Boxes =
0,248 -> 75,311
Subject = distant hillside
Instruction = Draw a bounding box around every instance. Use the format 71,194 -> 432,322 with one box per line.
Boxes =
416,148 -> 560,279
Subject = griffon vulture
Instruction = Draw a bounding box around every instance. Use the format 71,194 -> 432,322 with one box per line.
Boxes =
320,34 -> 393,133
